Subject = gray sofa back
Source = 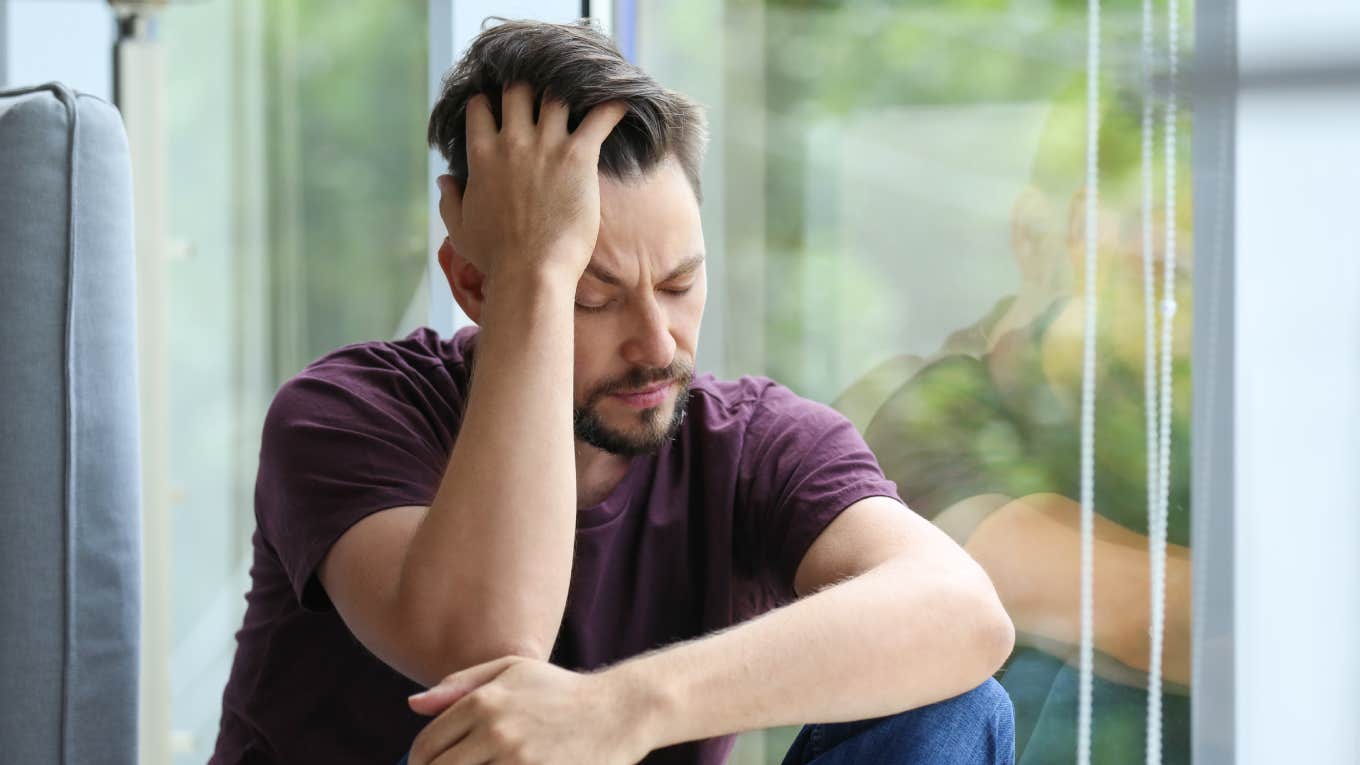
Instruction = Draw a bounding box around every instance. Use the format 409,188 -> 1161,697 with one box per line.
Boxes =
0,82 -> 141,764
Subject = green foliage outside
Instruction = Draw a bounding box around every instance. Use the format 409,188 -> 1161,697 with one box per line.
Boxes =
264,0 -> 430,380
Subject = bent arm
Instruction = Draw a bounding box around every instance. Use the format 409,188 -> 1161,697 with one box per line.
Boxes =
606,508 -> 1014,748
321,273 -> 579,687
317,87 -> 627,688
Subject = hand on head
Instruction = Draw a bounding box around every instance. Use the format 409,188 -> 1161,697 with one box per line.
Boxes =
438,83 -> 626,288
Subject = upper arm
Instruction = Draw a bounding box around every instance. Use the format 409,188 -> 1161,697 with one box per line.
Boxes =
253,365 -> 461,683
317,504 -> 431,679
792,495 -> 980,598
256,372 -> 448,610
317,503 -> 545,688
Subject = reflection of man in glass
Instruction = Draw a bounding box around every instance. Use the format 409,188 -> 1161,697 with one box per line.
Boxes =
834,87 -> 1193,764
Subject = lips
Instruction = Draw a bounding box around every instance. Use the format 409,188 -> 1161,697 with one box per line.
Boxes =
607,380 -> 674,409
615,381 -> 670,397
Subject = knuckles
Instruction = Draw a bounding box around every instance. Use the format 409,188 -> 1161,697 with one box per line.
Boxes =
485,720 -> 519,748
502,132 -> 534,154
465,686 -> 505,715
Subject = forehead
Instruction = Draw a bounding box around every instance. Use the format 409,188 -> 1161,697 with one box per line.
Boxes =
592,158 -> 704,278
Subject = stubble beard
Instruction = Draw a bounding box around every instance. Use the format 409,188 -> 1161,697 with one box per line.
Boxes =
573,364 -> 695,456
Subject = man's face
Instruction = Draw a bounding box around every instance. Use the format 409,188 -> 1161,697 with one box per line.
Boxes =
572,158 -> 707,456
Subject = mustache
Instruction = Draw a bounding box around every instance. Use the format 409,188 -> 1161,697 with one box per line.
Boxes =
589,358 -> 695,400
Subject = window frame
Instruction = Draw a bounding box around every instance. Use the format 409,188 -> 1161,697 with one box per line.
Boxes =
1210,0 -> 1360,762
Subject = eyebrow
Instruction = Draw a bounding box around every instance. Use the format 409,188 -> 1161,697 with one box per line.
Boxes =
584,253 -> 706,287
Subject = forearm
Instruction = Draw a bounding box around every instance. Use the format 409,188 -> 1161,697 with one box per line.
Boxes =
605,556 -> 1013,750
398,270 -> 579,673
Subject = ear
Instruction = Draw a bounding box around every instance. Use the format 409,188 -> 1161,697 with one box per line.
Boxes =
438,237 -> 488,325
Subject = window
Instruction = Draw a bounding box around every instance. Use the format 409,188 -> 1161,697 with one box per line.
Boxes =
638,0 -> 1196,761
154,1 -> 429,760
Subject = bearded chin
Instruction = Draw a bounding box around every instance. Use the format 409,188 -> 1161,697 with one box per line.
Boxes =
573,383 -> 692,456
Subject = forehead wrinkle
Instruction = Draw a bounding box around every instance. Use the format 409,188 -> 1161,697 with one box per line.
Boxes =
583,260 -> 624,286
584,252 -> 705,288
590,160 -> 704,289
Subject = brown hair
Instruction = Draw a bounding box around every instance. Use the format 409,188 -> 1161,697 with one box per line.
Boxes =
428,18 -> 708,200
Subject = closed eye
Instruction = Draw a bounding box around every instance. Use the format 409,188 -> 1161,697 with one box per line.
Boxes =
577,286 -> 692,313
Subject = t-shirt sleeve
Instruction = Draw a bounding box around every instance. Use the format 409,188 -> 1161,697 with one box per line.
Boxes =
255,365 -> 454,611
736,382 -> 904,601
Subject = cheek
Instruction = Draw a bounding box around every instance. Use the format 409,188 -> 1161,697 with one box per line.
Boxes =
676,289 -> 706,345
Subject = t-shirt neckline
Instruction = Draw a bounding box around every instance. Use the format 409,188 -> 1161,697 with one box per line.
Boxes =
576,451 -> 653,530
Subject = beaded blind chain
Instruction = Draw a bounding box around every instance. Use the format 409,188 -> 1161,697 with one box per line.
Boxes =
1076,0 -> 1102,759
1143,0 -> 1180,760
1080,0 -> 1180,759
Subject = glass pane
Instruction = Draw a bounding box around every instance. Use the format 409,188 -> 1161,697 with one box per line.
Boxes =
263,0 -> 431,373
640,0 -> 1194,762
158,1 -> 428,760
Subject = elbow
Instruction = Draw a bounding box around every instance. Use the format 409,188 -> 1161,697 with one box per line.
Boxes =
981,598 -> 1016,675
390,546 -> 561,686
392,586 -> 557,688
464,637 -> 553,667
408,637 -> 551,690
401,609 -> 554,689
939,556 -> 1015,686
968,575 -> 1016,680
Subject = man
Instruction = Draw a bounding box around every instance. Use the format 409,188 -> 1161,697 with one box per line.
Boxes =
211,19 -> 1015,765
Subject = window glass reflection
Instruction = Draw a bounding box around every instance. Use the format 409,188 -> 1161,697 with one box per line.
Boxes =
641,1 -> 1193,761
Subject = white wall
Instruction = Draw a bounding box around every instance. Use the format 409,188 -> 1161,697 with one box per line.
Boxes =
1235,1 -> 1360,762
1,0 -> 114,99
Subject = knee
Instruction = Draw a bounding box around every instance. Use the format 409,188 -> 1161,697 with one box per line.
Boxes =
846,679 -> 1015,764
952,677 -> 1013,724
937,678 -> 1012,729
922,678 -> 1015,756
898,679 -> 1014,748
796,680 -> 1015,764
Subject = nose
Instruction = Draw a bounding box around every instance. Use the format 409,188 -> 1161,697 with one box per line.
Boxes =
621,292 -> 677,371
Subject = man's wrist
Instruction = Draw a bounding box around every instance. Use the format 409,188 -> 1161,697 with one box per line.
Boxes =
594,657 -> 682,755
486,262 -> 576,303
478,264 -> 579,335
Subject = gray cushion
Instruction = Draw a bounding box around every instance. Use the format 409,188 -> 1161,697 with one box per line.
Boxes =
0,82 -> 141,764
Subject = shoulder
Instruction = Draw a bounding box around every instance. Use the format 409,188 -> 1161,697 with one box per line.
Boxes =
265,326 -> 475,434
684,373 -> 773,417
294,326 -> 469,387
686,373 -> 798,418
684,373 -> 848,444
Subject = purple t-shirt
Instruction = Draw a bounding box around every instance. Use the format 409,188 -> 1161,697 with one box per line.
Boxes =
211,326 -> 901,765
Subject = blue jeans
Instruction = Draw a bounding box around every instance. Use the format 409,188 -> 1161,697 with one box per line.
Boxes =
398,678 -> 1013,765
779,678 -> 1014,765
